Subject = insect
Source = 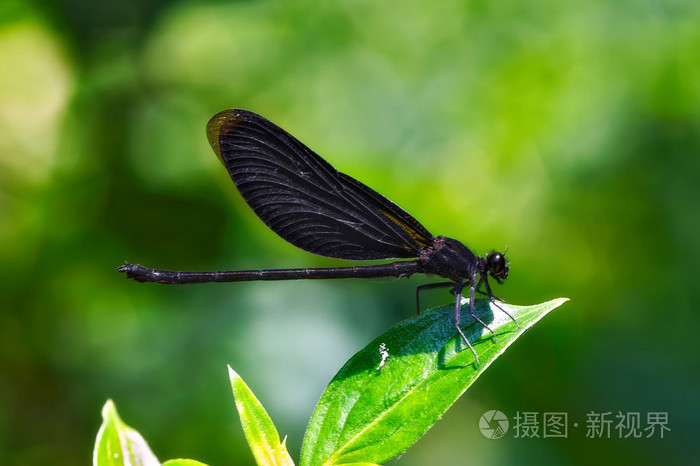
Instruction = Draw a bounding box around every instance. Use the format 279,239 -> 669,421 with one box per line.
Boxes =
119,109 -> 517,363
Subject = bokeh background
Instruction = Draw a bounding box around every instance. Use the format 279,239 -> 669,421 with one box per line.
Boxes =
1,0 -> 699,464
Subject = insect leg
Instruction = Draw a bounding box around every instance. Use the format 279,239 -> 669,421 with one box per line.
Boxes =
481,273 -> 519,329
469,278 -> 498,340
453,282 -> 479,364
415,281 -> 453,314
475,288 -> 509,304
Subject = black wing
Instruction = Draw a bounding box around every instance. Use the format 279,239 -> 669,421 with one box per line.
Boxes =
206,109 -> 434,260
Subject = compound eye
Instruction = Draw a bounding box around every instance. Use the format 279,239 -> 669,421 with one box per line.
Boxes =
487,252 -> 508,278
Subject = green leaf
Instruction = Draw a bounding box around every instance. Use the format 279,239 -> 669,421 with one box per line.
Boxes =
93,399 -> 160,466
228,365 -> 295,466
301,298 -> 568,466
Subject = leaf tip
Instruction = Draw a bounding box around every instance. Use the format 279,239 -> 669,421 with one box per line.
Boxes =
548,297 -> 570,311
227,364 -> 239,382
101,399 -> 120,424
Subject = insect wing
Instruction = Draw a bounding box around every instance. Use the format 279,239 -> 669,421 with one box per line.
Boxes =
207,109 -> 434,260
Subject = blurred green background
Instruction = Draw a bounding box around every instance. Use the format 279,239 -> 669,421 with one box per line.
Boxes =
1,0 -> 699,464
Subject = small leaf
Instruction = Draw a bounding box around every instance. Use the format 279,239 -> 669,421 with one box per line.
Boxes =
93,399 -> 160,466
228,365 -> 295,466
301,298 -> 568,466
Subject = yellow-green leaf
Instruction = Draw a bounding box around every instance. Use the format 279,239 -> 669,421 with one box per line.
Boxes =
229,365 -> 295,466
93,400 -> 160,466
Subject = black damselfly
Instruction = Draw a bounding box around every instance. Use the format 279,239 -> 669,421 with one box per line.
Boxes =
119,109 -> 518,363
